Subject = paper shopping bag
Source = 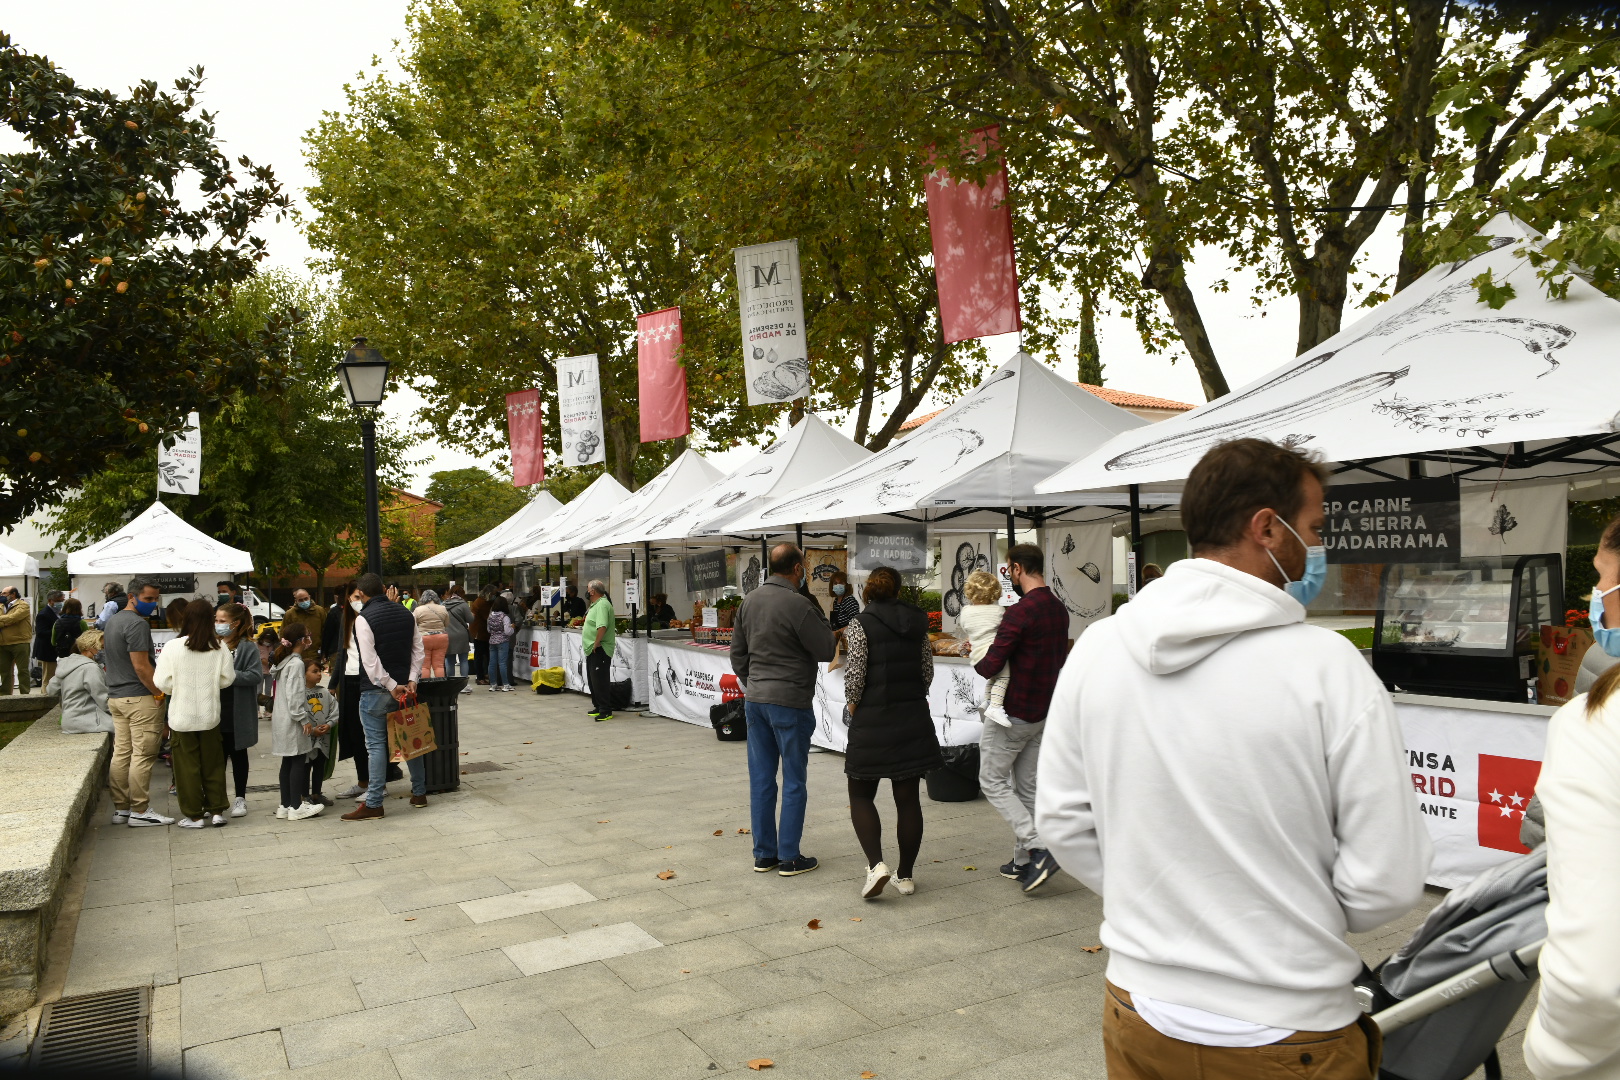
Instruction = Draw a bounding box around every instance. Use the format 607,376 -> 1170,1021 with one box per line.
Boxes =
387,694 -> 437,762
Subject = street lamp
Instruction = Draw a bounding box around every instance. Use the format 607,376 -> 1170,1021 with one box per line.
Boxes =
338,337 -> 390,576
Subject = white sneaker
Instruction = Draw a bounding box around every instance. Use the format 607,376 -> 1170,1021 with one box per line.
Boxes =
983,704 -> 1012,727
336,784 -> 364,799
128,810 -> 175,828
177,816 -> 207,829
460,686 -> 472,695
229,797 -> 248,818
894,878 -> 916,895
291,802 -> 324,820
275,805 -> 289,820
211,814 -> 228,827
861,861 -> 891,900
111,809 -> 129,825
488,686 -> 500,692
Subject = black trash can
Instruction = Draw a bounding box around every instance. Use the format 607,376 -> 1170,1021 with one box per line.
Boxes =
926,744 -> 981,802
416,676 -> 466,794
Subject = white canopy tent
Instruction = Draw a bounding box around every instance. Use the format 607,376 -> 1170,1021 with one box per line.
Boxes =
1039,216 -> 1620,493
728,351 -> 1162,534
66,501 -> 252,576
414,490 -> 563,569
560,451 -> 728,554
501,474 -> 631,561
0,539 -> 40,597
587,414 -> 872,551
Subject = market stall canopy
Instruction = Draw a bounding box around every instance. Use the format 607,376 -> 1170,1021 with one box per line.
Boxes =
727,351 -> 1153,533
415,490 -> 563,569
562,450 -> 728,553
501,474 -> 631,560
1039,215 -> 1620,492
588,413 -> 873,549
0,539 -> 39,580
66,501 -> 252,575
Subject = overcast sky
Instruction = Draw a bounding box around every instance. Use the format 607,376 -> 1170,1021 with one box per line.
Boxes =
4,1 -> 1404,493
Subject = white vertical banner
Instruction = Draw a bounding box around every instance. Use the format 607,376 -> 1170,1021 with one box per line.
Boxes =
1045,522 -> 1113,638
1460,480 -> 1568,558
157,411 -> 201,495
556,353 -> 606,466
734,239 -> 810,405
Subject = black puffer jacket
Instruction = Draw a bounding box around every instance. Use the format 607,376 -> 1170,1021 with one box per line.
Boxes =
844,599 -> 941,780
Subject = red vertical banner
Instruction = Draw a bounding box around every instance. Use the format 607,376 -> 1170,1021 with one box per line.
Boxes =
925,126 -> 1022,344
504,389 -> 544,487
637,306 -> 691,442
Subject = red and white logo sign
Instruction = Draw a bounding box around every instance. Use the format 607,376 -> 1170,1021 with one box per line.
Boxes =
1477,753 -> 1541,854
720,674 -> 743,703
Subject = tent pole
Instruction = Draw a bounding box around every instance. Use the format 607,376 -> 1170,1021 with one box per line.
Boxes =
761,535 -> 768,579
1005,508 -> 1016,557
796,523 -> 804,555
1408,457 -> 1422,480
643,541 -> 653,634
1129,484 -> 1143,593
629,547 -> 639,639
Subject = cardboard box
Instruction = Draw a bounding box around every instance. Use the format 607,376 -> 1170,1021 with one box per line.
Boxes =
1538,625 -> 1595,705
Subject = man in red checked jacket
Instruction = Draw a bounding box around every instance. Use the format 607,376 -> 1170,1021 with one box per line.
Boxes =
974,543 -> 1070,893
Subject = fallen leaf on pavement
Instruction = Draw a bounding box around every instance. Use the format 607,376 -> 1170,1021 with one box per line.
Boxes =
862,1073 -> 877,1079
849,917 -> 861,922
523,741 -> 532,744
806,919 -> 822,930
597,820 -> 611,823
404,917 -> 416,922
1082,945 -> 1104,953
738,827 -> 751,834
746,1060 -> 773,1071
657,870 -> 677,880
681,969 -> 691,973
714,830 -> 724,836
963,866 -> 977,871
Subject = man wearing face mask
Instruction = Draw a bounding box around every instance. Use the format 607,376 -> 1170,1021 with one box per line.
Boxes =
731,542 -> 836,877
32,590 -> 64,695
106,577 -> 174,827
290,589 -> 327,659
1036,438 -> 1429,1080
0,586 -> 34,695
972,543 -> 1071,892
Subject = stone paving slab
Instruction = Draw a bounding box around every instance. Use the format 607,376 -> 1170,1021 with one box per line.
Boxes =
47,685 -> 1530,1078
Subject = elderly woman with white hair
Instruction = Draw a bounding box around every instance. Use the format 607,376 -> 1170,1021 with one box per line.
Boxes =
412,589 -> 451,678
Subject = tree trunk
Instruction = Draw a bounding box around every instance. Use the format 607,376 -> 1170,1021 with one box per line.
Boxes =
1144,247 -> 1229,399
1396,165 -> 1431,293
605,412 -> 638,491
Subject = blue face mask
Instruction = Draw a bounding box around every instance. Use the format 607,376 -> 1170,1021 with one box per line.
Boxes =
134,599 -> 159,617
1266,517 -> 1327,607
1591,585 -> 1620,657
215,623 -> 232,637
297,600 -> 311,609
832,585 -> 846,596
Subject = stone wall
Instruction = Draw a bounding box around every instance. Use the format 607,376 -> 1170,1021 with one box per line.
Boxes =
0,709 -> 110,1018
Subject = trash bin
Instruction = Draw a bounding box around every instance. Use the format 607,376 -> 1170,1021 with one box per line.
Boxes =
925,744 -> 981,802
416,676 -> 466,794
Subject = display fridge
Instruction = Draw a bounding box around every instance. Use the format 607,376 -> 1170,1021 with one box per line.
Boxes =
1371,554 -> 1563,702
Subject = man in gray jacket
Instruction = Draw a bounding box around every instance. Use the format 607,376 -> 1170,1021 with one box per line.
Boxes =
732,542 -> 836,876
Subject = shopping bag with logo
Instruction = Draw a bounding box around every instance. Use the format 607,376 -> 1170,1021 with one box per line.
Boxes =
1537,625 -> 1594,706
387,693 -> 437,762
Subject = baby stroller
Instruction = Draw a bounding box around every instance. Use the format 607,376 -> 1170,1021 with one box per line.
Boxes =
1355,848 -> 1547,1080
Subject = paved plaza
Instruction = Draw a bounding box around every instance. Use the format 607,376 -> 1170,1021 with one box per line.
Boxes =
46,689 -> 1529,1079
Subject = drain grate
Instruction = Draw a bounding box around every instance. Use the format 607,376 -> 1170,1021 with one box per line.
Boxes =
30,985 -> 149,1076
460,761 -> 506,774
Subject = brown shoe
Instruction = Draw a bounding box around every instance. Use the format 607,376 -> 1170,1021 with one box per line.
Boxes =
410,795 -> 428,808
341,804 -> 385,821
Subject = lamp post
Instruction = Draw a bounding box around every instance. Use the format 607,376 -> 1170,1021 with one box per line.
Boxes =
337,338 -> 390,576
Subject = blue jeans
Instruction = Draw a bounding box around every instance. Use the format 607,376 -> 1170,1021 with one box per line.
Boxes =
745,702 -> 816,863
489,640 -> 512,687
360,689 -> 425,808
447,647 -> 469,678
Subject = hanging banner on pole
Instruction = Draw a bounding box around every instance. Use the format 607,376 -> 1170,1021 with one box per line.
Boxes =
636,307 -> 691,442
734,239 -> 810,406
157,411 -> 201,495
925,126 -> 1022,344
505,389 -> 544,487
556,354 -> 605,466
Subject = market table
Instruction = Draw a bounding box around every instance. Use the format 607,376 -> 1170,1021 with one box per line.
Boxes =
515,624 -> 646,701
1393,692 -> 1552,888
646,638 -> 985,751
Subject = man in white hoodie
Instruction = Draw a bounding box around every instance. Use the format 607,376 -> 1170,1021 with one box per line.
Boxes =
1037,438 -> 1431,1079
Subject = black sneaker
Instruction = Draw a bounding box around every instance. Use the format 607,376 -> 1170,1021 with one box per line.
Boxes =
777,856 -> 818,877
1022,848 -> 1059,893
1000,860 -> 1028,880
594,713 -> 613,722
753,857 -> 780,873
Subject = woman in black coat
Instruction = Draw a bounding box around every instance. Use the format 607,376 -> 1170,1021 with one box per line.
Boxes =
217,603 -> 263,817
841,565 -> 941,901
327,583 -> 400,798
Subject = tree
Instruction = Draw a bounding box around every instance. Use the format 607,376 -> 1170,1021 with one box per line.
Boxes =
1077,290 -> 1103,386
425,467 -> 530,552
0,36 -> 295,524
47,273 -> 412,592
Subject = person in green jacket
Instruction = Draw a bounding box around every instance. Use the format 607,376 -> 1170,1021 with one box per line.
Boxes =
581,580 -> 617,721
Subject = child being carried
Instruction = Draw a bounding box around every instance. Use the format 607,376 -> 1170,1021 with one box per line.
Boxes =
957,570 -> 1012,726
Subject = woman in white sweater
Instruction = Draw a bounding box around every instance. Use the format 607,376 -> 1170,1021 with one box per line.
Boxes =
153,599 -> 237,829
1525,518 -> 1620,1079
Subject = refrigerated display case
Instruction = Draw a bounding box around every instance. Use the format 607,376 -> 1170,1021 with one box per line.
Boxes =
1371,554 -> 1563,702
